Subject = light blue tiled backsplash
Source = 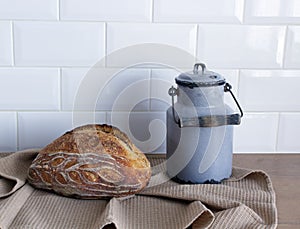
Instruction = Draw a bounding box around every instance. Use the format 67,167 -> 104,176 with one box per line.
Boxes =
0,0 -> 299,153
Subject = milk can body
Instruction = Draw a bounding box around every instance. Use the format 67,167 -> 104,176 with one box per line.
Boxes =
166,63 -> 242,184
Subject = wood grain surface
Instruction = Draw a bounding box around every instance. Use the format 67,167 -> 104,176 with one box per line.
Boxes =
233,154 -> 300,229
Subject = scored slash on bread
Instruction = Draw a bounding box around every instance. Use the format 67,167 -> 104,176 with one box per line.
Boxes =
27,124 -> 152,199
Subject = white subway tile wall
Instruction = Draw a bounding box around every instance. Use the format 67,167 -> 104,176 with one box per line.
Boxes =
0,68 -> 60,110
239,70 -> 300,111
0,0 -> 58,20
197,25 -> 286,68
244,0 -> 300,24
60,0 -> 152,22
154,0 -> 243,23
277,113 -> 300,151
18,112 -> 74,150
0,112 -> 17,151
14,22 -> 105,66
150,68 -> 181,111
0,21 -> 13,66
95,68 -> 151,111
285,26 -> 300,68
61,68 -> 89,110
106,23 -> 197,67
0,1 -> 299,152
234,113 -> 279,152
107,112 -> 166,153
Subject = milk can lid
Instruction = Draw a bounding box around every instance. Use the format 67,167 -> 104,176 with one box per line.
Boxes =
175,63 -> 226,88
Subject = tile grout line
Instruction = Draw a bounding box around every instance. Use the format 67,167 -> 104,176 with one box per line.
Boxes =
15,112 -> 19,151
11,21 -> 15,66
275,112 -> 281,152
241,0 -> 246,24
195,24 -> 199,61
149,69 -> 153,110
150,0 -> 155,22
0,18 -> 299,26
236,69 -> 241,98
1,65 -> 300,70
59,68 -> 62,111
2,110 -> 298,113
105,111 -> 108,123
281,25 -> 289,69
57,0 -> 61,21
104,22 -> 107,67
0,109 -> 169,113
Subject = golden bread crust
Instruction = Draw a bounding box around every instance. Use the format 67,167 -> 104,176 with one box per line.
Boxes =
27,124 -> 151,199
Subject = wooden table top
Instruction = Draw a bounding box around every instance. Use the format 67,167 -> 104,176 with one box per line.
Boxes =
232,154 -> 300,229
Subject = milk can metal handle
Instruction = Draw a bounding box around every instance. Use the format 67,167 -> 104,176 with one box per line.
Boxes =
168,83 -> 243,128
193,63 -> 206,74
224,83 -> 243,118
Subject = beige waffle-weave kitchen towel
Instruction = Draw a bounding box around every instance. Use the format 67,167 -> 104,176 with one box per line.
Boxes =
0,150 -> 277,229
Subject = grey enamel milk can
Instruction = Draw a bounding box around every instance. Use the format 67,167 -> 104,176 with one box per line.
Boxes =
166,63 -> 243,184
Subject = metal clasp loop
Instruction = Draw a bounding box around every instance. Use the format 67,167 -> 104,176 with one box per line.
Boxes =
168,86 -> 180,125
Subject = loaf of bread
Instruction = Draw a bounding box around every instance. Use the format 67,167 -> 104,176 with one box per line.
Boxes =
27,124 -> 151,199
